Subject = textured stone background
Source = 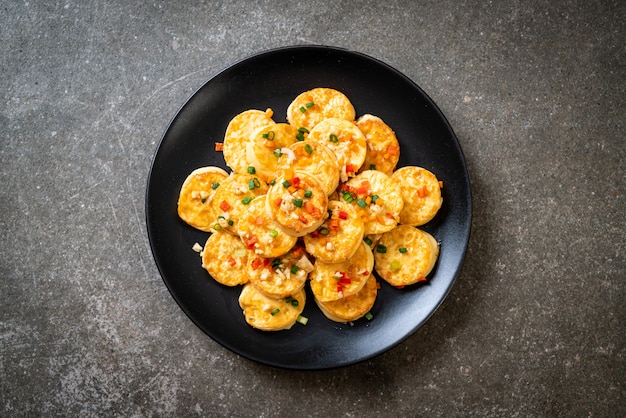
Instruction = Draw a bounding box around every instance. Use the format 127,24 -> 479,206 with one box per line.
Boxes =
1,1 -> 624,416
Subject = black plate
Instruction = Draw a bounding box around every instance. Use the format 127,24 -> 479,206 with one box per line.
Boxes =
146,45 -> 471,370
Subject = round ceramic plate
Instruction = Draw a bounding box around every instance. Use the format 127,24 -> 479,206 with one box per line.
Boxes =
146,45 -> 471,370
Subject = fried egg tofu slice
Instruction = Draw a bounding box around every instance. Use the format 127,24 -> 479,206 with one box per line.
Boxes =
246,123 -> 298,183
236,196 -> 297,258
210,172 -> 268,234
344,170 -> 404,235
303,200 -> 364,264
200,231 -> 251,286
315,274 -> 378,323
247,246 -> 313,299
177,166 -> 229,232
223,109 -> 276,174
356,114 -> 400,175
374,225 -> 439,288
391,166 -> 443,226
308,118 -> 367,181
286,87 -> 356,131
266,172 -> 328,237
238,284 -> 306,331
309,241 -> 374,302
276,140 -> 340,196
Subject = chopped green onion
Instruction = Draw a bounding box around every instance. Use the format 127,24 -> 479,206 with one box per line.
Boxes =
241,196 -> 254,205
357,198 -> 367,208
270,308 -> 280,316
399,247 -> 407,253
364,312 -> 374,321
298,127 -> 309,133
364,237 -> 373,246
272,258 -> 281,269
248,179 -> 256,190
319,227 -> 330,236
247,166 -> 256,174
390,260 -> 401,270
371,194 -> 380,203
296,315 -> 308,325
304,190 -> 312,198
296,132 -> 305,141
273,148 -> 282,158
228,220 -> 234,226
270,179 -> 276,186
305,101 -> 315,108
262,130 -> 275,140
211,182 -> 220,189
290,299 -> 299,307
269,229 -> 278,238
282,180 -> 290,188
213,223 -> 222,231
329,133 -> 339,143
290,265 -> 299,274
304,143 -> 313,154
299,106 -> 306,113
369,164 -> 376,170
234,248 -> 247,257
293,198 -> 303,207
376,244 -> 387,253
201,198 -> 206,203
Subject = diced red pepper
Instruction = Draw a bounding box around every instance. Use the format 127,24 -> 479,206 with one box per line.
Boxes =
251,258 -> 263,270
387,145 -> 398,156
338,211 -> 348,220
228,257 -> 237,267
214,142 -> 224,151
345,164 -> 355,173
246,235 -> 258,249
219,200 -> 231,212
291,177 -> 300,187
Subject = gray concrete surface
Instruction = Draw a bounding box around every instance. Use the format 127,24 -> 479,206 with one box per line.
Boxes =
1,1 -> 624,416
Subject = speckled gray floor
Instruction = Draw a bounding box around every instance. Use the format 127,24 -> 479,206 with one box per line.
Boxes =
1,1 -> 624,416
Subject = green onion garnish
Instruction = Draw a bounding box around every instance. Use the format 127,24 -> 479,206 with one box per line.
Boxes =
293,198 -> 303,207
376,244 -> 387,253
269,229 -> 278,238
357,198 -> 367,208
304,143 -> 313,154
399,247 -> 407,253
305,101 -> 315,108
290,265 -> 299,274
304,190 -> 312,198
273,148 -> 282,158
296,315 -> 308,325
319,227 -> 330,236
364,312 -> 374,321
282,180 -> 290,188
247,166 -> 256,174
270,308 -> 280,316
262,130 -> 275,140
299,106 -> 306,113
227,220 -> 234,226
364,237 -> 373,246
369,164 -> 376,170
211,182 -> 220,189
241,196 -> 253,205
329,133 -> 339,143
371,194 -> 380,203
